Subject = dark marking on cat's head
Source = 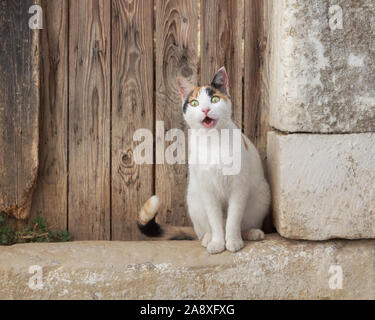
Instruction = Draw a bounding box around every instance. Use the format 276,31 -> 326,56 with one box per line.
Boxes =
137,217 -> 164,237
205,86 -> 216,98
211,67 -> 230,95
205,86 -> 230,101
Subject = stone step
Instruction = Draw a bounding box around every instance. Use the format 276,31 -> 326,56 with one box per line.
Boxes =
1,235 -> 374,299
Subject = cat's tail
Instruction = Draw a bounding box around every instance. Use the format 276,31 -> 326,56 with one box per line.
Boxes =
137,195 -> 197,240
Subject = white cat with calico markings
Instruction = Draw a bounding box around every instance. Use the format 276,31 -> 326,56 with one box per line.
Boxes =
137,67 -> 271,254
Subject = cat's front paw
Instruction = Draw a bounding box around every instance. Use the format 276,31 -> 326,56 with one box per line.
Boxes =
206,240 -> 225,254
226,239 -> 244,252
201,233 -> 211,248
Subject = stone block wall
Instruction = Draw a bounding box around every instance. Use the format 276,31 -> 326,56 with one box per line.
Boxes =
266,0 -> 375,240
268,132 -> 375,240
268,0 -> 375,133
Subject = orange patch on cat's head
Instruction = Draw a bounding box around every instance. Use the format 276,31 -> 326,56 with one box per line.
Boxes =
187,86 -> 202,102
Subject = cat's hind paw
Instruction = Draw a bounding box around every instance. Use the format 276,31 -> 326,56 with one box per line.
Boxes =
226,239 -> 244,252
242,229 -> 265,241
206,240 -> 225,254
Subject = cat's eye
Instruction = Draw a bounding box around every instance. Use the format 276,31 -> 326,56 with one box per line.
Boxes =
211,96 -> 220,104
190,100 -> 199,107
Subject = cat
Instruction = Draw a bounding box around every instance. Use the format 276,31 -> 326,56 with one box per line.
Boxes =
137,67 -> 271,254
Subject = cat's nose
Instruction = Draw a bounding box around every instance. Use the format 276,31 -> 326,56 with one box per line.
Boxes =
202,108 -> 210,115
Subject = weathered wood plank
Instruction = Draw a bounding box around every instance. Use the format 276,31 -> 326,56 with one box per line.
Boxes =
111,0 -> 154,240
69,0 -> 111,240
244,0 -> 274,233
155,0 -> 198,226
0,0 -> 40,220
200,0 -> 243,128
244,0 -> 268,161
30,0 -> 68,230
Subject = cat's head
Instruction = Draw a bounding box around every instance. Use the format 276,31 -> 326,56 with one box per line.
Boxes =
176,67 -> 232,130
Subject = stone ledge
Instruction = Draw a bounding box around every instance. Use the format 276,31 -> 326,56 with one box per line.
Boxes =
0,235 -> 374,300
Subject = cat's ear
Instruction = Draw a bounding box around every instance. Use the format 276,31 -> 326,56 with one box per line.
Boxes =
176,76 -> 194,101
211,66 -> 230,95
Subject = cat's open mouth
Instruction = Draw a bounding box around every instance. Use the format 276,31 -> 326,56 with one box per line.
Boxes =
202,117 -> 217,128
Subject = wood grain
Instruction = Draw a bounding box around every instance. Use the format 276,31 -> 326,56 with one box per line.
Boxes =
244,0 -> 269,161
30,0 -> 68,230
0,0 -> 273,238
68,0 -> 111,240
245,0 -> 274,233
111,0 -> 154,240
155,0 -> 198,226
200,0 -> 243,128
0,0 -> 40,220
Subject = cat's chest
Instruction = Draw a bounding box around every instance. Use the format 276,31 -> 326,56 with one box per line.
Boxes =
190,163 -> 233,197
188,136 -> 237,170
